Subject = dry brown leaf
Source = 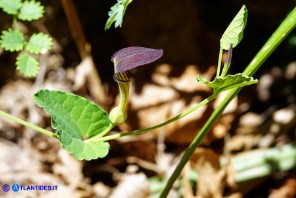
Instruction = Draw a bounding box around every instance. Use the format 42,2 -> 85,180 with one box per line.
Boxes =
53,149 -> 83,188
0,81 -> 33,125
112,139 -> 156,163
122,64 -> 227,145
0,138 -> 41,179
110,173 -> 149,198
228,134 -> 262,151
183,163 -> 196,198
190,148 -> 235,198
0,138 -> 76,197
270,177 -> 296,198
93,182 -> 111,198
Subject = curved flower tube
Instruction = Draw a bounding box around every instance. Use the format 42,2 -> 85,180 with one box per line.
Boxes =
109,47 -> 163,125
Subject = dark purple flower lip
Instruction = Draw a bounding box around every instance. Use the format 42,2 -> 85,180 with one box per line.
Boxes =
112,47 -> 163,73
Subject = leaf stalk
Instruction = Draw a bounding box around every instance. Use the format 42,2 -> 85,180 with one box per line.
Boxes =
0,109 -> 57,138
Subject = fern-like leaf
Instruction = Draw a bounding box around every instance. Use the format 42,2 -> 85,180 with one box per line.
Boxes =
25,33 -> 52,54
0,0 -> 21,15
105,0 -> 132,30
16,54 -> 39,77
0,28 -> 24,52
18,1 -> 44,21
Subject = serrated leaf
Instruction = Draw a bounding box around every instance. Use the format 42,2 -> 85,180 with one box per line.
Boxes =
18,1 -> 44,21
220,5 -> 248,50
16,54 -> 39,77
0,28 -> 24,52
25,33 -> 52,54
0,0 -> 21,15
33,90 -> 114,160
105,0 -> 132,30
197,73 -> 258,94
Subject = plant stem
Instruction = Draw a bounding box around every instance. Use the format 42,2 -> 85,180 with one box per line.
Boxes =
0,109 -> 58,138
216,47 -> 223,77
244,10 -> 296,76
12,17 -> 18,29
159,89 -> 239,198
88,93 -> 217,142
159,6 -> 296,198
85,123 -> 115,141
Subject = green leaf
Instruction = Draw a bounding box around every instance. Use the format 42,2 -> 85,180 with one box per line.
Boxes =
105,0 -> 132,30
220,5 -> 248,50
25,33 -> 52,54
16,54 -> 39,77
0,0 -> 21,15
33,90 -> 113,160
18,0 -> 44,21
197,73 -> 258,94
0,28 -> 24,52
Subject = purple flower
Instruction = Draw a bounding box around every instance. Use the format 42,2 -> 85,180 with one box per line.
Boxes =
112,46 -> 163,75
109,46 -> 163,125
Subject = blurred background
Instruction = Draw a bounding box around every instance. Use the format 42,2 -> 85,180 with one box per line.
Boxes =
0,0 -> 295,197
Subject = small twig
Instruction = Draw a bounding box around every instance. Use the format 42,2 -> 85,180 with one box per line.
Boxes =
127,156 -> 164,175
60,0 -> 106,105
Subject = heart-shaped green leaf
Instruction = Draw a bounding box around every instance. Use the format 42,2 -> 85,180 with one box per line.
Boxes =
220,5 -> 248,50
33,90 -> 113,160
197,73 -> 258,94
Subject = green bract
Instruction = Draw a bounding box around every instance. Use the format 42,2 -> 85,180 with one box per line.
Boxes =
16,54 -> 39,77
220,5 -> 248,50
196,73 -> 258,94
0,29 -> 24,52
33,90 -> 113,160
105,0 -> 132,30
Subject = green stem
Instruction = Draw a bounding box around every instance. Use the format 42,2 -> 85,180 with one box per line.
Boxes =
85,123 -> 115,142
89,93 -> 217,142
12,17 -> 18,29
244,15 -> 296,76
0,109 -> 58,138
159,6 -> 296,198
216,47 -> 223,78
